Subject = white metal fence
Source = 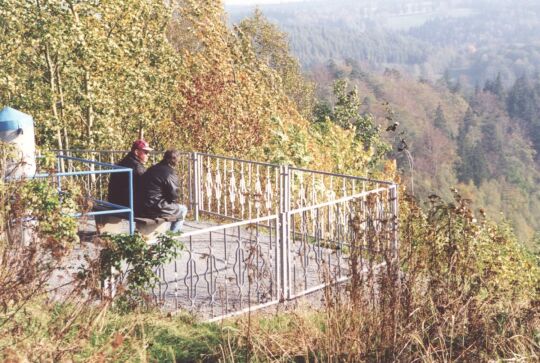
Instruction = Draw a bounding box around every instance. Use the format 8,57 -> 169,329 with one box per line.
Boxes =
54,150 -> 398,320
153,215 -> 280,319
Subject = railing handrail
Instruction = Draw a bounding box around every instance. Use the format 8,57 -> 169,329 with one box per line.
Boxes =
49,149 -> 397,186
290,166 -> 395,186
9,158 -> 131,179
178,214 -> 278,238
288,187 -> 389,214
197,152 -> 279,168
34,169 -> 131,178
56,155 -> 132,170
49,149 -> 190,155
51,149 -> 129,154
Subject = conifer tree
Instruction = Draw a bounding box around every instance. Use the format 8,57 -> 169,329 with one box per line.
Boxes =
434,104 -> 451,137
507,75 -> 536,122
456,108 -> 487,185
506,74 -> 540,156
483,73 -> 504,98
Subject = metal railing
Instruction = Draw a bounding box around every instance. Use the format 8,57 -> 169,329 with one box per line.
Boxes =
285,184 -> 398,299
152,214 -> 280,320
193,153 -> 394,223
288,166 -> 394,209
195,153 -> 281,221
151,184 -> 398,319
32,154 -> 135,234
52,150 -> 395,222
50,149 -> 398,320
52,150 -> 194,216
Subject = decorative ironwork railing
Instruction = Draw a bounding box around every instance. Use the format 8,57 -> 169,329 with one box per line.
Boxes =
285,185 -> 398,299
49,149 -> 398,320
193,153 -> 395,225
49,150 -> 394,222
196,153 -> 281,221
152,215 -> 280,319
288,166 -> 395,209
150,184 -> 398,320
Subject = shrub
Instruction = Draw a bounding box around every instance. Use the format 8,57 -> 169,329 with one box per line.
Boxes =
232,190 -> 540,362
96,232 -> 184,310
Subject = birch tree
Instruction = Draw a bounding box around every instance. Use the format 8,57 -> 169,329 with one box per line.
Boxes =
0,0 -> 181,150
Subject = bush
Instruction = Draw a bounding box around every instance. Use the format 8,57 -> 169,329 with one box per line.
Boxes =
0,176 -> 78,317
96,232 -> 184,310
231,190 -> 540,362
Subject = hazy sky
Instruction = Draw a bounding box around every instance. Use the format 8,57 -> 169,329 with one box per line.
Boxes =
225,0 -> 306,5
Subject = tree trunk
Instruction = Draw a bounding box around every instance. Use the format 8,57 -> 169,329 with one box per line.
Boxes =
68,0 -> 94,149
39,1 -> 62,152
85,70 -> 93,148
56,67 -> 70,153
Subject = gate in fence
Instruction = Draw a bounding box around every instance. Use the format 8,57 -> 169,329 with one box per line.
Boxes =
56,150 -> 398,320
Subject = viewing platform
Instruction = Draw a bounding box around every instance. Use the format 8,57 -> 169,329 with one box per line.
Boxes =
44,150 -> 399,320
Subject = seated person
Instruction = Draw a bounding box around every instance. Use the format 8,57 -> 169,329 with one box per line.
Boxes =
107,139 -> 152,214
139,149 -> 188,232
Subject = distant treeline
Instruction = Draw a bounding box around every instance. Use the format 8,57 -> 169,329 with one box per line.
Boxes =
229,0 -> 540,88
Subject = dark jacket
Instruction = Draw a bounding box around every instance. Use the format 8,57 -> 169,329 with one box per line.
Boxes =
107,152 -> 146,213
139,161 -> 181,218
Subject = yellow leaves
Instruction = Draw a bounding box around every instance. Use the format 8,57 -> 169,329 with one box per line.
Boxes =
303,120 -> 374,175
1,0 -> 182,150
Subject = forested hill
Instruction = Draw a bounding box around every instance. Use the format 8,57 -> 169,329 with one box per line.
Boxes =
227,0 -> 540,88
1,2 -> 539,361
225,0 -> 540,248
311,59 -> 540,249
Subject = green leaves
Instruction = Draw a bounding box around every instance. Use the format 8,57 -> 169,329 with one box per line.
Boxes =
16,179 -> 79,244
98,232 -> 184,309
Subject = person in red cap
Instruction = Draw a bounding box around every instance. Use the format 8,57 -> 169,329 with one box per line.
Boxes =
107,139 -> 153,213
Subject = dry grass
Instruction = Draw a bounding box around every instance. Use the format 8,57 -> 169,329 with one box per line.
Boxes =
228,192 -> 540,362
1,165 -> 538,362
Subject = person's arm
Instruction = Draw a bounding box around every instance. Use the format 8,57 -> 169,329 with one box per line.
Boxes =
165,171 -> 179,203
134,164 -> 146,177
132,165 -> 145,192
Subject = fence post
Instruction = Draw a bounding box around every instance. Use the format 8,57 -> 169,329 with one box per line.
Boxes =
56,155 -> 62,193
279,164 -> 291,300
57,149 -> 65,174
191,152 -> 200,221
390,184 -> 399,261
128,168 -> 134,235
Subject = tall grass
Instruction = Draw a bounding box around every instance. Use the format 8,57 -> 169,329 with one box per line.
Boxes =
1,156 -> 538,362
231,191 -> 540,362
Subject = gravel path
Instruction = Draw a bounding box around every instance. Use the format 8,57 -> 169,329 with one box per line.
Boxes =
50,217 -> 350,320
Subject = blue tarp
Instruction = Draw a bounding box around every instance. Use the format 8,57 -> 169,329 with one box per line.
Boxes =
0,107 -> 33,132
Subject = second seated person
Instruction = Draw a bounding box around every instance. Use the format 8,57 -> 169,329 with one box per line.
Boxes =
139,149 -> 188,233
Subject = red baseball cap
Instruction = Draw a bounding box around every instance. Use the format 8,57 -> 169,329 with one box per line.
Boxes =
131,139 -> 153,152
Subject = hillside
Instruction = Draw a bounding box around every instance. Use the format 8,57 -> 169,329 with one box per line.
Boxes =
312,59 -> 540,248
0,1 -> 539,361
227,0 -> 540,88
225,1 -> 540,249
